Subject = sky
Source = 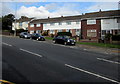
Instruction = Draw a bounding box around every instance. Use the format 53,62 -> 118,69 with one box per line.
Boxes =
1,0 -> 120,19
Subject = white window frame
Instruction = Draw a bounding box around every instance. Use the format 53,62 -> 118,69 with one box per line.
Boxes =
87,20 -> 96,25
36,24 -> 41,27
30,24 -> 34,27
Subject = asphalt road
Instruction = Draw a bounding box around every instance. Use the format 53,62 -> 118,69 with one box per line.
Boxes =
2,36 -> 120,84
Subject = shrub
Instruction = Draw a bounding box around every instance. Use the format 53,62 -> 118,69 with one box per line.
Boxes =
57,32 -> 72,36
112,35 -> 120,41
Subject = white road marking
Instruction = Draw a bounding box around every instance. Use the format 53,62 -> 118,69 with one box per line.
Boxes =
97,58 -> 120,65
2,42 -> 12,47
19,48 -> 42,57
65,64 -> 120,84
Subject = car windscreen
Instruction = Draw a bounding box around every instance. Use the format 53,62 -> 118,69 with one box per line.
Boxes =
23,33 -> 27,35
35,34 -> 41,37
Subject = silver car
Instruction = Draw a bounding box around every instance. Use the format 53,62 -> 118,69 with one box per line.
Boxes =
19,32 -> 31,39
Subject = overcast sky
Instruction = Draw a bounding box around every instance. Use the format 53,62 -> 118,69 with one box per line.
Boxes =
1,0 -> 120,19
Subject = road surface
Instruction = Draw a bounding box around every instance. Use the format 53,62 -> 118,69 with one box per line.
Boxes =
2,36 -> 120,84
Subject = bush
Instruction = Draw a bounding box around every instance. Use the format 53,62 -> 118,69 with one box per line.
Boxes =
112,35 -> 120,41
57,32 -> 72,36
105,34 -> 112,40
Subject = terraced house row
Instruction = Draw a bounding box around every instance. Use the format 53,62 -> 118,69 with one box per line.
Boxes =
12,10 -> 120,42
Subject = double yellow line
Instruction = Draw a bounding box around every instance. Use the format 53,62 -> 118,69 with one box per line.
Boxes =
0,80 -> 15,84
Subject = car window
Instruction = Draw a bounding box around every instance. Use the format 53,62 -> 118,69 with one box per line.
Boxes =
24,33 -> 27,35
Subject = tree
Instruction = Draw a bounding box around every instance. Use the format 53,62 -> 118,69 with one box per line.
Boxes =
2,14 -> 15,30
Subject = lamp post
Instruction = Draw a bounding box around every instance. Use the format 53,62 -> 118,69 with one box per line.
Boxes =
14,1 -> 17,36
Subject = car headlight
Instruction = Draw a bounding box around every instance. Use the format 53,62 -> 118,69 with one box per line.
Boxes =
67,40 -> 70,42
74,40 -> 76,42
39,37 -> 41,39
24,35 -> 27,37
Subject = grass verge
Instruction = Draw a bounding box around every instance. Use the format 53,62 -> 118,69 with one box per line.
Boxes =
77,42 -> 120,49
45,36 -> 53,40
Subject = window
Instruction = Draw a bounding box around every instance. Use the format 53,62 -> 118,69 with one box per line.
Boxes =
30,24 -> 34,27
50,30 -> 55,34
87,20 -> 96,25
101,30 -> 106,35
19,22 -> 22,26
58,30 -> 62,32
66,21 -> 71,25
87,29 -> 97,37
30,30 -> 34,34
76,21 -> 79,24
117,18 -> 120,23
50,23 -> 55,26
36,30 -> 41,33
66,29 -> 70,32
76,29 -> 80,36
36,24 -> 40,27
58,22 -> 62,25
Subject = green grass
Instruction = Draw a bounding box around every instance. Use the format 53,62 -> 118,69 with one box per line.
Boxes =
77,42 -> 120,49
45,36 -> 53,40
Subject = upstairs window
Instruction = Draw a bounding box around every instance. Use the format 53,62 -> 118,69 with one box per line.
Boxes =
30,24 -> 34,27
50,23 -> 55,26
58,22 -> 62,25
36,24 -> 41,27
66,21 -> 71,25
87,20 -> 96,25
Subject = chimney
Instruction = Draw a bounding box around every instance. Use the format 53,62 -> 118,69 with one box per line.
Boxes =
99,9 -> 102,12
48,17 -> 50,19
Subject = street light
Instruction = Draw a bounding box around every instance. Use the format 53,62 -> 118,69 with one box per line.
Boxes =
13,0 -> 17,36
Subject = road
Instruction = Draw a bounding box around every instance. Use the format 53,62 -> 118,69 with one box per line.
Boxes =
2,36 -> 120,84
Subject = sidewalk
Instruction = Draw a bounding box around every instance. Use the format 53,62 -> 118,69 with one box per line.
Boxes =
76,43 -> 119,56
45,39 -> 119,56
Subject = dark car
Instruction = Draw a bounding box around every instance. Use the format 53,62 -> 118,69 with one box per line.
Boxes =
53,35 -> 76,45
31,33 -> 45,41
19,32 -> 31,39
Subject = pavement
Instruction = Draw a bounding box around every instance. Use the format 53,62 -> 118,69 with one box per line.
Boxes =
46,38 -> 120,56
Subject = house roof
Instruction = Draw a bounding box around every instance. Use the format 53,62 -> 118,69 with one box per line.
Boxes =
30,10 -> 120,23
16,16 -> 34,22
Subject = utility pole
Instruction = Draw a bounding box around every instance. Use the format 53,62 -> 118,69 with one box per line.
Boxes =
118,1 -> 120,10
14,1 -> 17,36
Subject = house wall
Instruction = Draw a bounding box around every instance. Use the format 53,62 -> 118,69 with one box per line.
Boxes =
101,18 -> 120,36
81,19 -> 101,41
28,23 -> 43,34
12,22 -> 29,30
43,20 -> 81,36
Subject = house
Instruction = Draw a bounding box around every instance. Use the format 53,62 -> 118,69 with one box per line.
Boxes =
81,10 -> 120,42
28,10 -> 120,42
12,16 -> 34,31
28,16 -> 81,36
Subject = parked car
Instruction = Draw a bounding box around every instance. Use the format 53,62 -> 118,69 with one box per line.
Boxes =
19,32 -> 31,39
31,33 -> 45,41
53,35 -> 76,45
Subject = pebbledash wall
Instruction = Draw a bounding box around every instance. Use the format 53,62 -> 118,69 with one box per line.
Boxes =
43,20 -> 81,36
28,10 -> 120,42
